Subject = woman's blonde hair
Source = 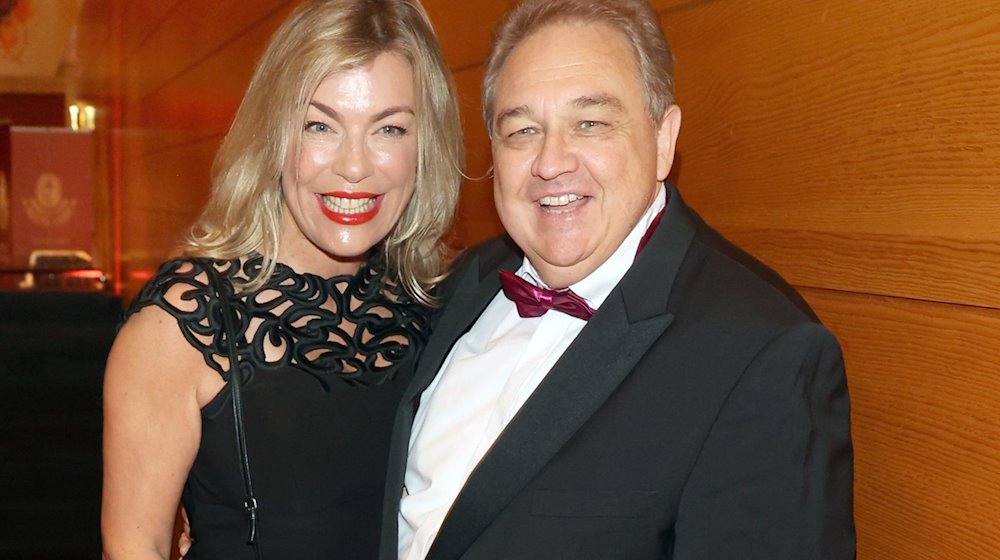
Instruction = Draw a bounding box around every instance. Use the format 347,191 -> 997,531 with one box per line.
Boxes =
184,0 -> 463,304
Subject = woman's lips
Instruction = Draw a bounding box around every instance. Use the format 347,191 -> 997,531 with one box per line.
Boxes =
316,191 -> 383,225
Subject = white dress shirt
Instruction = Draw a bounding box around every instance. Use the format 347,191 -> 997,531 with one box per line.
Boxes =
398,187 -> 667,560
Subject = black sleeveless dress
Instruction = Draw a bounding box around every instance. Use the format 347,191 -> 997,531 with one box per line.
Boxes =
126,254 -> 430,559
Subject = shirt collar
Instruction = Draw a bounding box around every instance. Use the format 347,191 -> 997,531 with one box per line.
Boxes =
517,184 -> 667,310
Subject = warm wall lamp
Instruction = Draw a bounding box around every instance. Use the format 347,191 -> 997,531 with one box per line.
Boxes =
68,103 -> 96,131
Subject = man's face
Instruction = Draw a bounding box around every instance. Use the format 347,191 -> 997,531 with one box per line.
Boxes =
491,21 -> 680,289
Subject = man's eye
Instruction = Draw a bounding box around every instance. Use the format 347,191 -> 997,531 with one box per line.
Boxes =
305,121 -> 330,133
508,127 -> 535,138
578,120 -> 603,129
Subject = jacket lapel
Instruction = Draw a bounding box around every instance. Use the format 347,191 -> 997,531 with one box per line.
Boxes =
427,184 -> 699,560
380,239 -> 523,560
402,240 -> 523,409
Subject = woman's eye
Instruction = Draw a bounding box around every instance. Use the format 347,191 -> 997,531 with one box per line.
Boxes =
380,125 -> 408,136
305,121 -> 330,133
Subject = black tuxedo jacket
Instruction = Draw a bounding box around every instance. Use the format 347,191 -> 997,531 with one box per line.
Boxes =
380,183 -> 855,559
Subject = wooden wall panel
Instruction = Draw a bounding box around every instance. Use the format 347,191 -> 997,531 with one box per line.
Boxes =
118,140 -> 216,263
659,0 -> 1000,300
423,0 -> 518,71
119,1 -> 181,63
803,288 -> 999,559
724,226 -> 1000,309
74,1 -> 116,103
123,0 -> 293,101
134,9 -> 290,155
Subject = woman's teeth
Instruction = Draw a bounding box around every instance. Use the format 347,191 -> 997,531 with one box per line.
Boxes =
322,195 -> 376,214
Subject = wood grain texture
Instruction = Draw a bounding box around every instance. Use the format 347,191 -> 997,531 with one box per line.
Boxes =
659,0 -> 1000,239
123,0 -> 293,101
131,9 -> 288,156
802,287 -> 999,560
723,226 -> 1000,309
423,0 -> 518,70
121,139 -> 217,217
119,0 -> 181,63
663,0 -> 1000,230
75,1 -> 117,101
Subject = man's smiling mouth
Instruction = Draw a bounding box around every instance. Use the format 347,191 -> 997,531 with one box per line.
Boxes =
539,193 -> 584,208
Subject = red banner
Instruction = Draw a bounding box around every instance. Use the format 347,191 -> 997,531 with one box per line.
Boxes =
9,127 -> 94,267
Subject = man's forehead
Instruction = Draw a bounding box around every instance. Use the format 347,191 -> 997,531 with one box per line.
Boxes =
495,21 -> 642,107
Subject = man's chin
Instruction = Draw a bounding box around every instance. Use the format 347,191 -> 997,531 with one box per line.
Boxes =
526,250 -> 603,289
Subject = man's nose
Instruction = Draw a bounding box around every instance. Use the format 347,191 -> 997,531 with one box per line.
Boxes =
334,134 -> 375,184
530,132 -> 578,180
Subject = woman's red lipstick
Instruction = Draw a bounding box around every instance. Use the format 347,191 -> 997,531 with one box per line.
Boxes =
316,191 -> 382,225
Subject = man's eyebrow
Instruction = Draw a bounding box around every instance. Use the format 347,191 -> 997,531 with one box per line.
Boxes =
572,94 -> 626,113
494,105 -> 530,131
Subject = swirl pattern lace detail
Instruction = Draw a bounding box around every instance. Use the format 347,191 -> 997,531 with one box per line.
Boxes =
126,254 -> 430,388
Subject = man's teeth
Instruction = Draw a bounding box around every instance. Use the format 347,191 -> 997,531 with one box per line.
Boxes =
322,195 -> 376,214
539,193 -> 582,207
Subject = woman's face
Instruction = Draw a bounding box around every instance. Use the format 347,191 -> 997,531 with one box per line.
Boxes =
280,51 -> 418,275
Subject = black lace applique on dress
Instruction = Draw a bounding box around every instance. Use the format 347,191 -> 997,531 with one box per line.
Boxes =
126,253 -> 430,388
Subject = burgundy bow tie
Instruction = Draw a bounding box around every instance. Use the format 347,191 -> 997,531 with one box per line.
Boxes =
499,269 -> 596,321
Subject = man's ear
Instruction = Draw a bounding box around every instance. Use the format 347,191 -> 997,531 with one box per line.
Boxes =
655,105 -> 682,181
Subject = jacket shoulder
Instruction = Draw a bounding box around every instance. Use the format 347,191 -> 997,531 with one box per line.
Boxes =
678,219 -> 822,331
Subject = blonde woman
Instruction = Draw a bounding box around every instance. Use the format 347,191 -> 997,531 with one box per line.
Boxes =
101,1 -> 462,558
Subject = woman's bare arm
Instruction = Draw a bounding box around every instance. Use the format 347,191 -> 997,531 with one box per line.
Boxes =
101,305 -> 223,559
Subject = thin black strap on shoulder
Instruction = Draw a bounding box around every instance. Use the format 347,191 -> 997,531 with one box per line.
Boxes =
203,263 -> 262,558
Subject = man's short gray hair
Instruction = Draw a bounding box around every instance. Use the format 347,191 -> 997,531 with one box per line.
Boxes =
482,0 -> 675,134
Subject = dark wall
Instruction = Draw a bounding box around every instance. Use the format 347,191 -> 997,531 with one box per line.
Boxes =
0,93 -> 65,127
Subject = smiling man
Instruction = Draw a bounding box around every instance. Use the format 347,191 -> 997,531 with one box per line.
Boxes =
384,1 -> 856,559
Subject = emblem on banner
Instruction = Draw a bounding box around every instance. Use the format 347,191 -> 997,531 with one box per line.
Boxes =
23,172 -> 75,228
